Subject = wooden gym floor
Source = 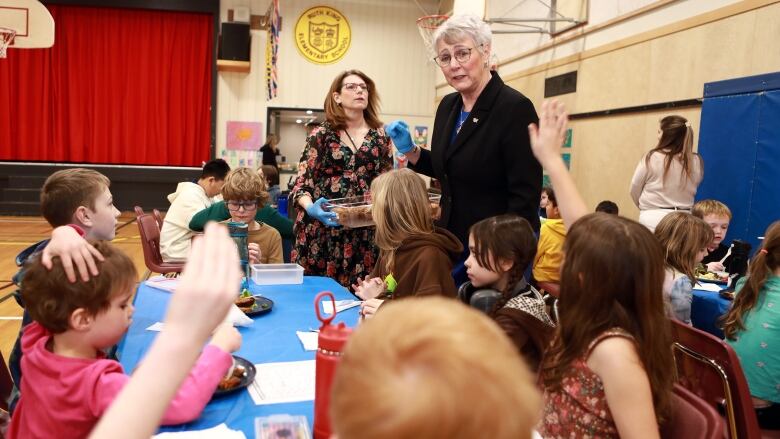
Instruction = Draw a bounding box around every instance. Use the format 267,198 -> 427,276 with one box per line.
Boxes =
0,213 -> 146,362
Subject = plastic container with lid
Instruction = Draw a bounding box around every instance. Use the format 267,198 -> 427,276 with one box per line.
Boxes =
326,190 -> 442,229
250,263 -> 304,285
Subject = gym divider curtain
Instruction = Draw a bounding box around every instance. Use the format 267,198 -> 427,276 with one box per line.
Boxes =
0,5 -> 213,166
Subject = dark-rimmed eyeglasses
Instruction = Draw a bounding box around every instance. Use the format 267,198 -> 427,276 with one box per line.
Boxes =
227,200 -> 258,211
342,83 -> 368,92
433,44 -> 483,67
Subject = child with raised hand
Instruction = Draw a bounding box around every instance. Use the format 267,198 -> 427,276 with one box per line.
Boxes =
8,233 -> 242,438
529,100 -> 674,438
464,214 -> 554,370
354,168 -> 462,318
90,223 -> 243,439
722,220 -> 780,430
653,212 -> 713,324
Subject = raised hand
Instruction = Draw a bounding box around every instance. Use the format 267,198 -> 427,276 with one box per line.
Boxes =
528,100 -> 569,166
165,222 -> 243,343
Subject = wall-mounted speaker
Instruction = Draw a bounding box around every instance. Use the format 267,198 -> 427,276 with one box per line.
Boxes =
220,22 -> 250,61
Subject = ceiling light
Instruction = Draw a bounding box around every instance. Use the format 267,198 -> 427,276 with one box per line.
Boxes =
306,110 -> 313,115
296,119 -> 302,124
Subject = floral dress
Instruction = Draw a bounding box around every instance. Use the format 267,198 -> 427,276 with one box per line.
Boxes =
290,122 -> 392,288
539,328 -> 635,438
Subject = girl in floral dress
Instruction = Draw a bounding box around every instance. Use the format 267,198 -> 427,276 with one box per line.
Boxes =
529,100 -> 675,438
291,70 -> 392,288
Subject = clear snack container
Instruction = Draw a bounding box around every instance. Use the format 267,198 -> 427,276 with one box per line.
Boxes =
326,191 -> 442,229
250,263 -> 304,285
255,414 -> 311,439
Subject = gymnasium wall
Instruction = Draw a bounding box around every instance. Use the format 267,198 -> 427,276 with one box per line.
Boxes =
216,0 -> 439,165
440,0 -> 780,219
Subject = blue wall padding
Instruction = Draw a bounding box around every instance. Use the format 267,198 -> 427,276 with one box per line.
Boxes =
696,75 -> 780,252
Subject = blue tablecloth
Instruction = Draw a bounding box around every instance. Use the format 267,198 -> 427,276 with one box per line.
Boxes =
690,287 -> 732,338
116,276 -> 359,436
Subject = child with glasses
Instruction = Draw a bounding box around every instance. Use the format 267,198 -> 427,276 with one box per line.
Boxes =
222,168 -> 283,264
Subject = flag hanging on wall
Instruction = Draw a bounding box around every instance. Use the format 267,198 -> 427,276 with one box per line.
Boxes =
265,0 -> 280,100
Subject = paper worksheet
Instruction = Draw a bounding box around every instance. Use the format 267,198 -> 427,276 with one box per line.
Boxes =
248,360 -> 316,405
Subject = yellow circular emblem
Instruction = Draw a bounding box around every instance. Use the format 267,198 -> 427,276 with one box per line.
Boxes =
294,6 -> 351,65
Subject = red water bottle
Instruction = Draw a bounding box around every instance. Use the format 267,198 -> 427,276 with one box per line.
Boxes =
313,291 -> 353,439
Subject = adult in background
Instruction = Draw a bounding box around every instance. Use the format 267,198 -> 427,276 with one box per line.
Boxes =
290,70 -> 393,287
260,134 -> 280,170
387,14 -> 542,260
630,115 -> 703,232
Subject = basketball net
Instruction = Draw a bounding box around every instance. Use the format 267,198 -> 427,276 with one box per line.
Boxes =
0,27 -> 16,58
416,15 -> 448,56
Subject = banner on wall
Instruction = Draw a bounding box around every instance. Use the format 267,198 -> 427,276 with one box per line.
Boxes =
294,6 -> 351,65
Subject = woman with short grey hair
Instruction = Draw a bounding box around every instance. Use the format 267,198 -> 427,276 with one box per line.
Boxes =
386,13 -> 542,284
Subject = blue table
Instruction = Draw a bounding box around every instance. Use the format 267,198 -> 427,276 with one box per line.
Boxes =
690,287 -> 732,338
117,276 -> 359,435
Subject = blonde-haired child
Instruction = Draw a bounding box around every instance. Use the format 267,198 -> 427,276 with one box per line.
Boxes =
221,167 -> 283,264
654,212 -> 713,324
7,241 -> 240,438
692,199 -> 733,272
354,168 -> 462,318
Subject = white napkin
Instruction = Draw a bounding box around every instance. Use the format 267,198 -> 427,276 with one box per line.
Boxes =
694,282 -> 724,292
152,423 -> 246,438
144,276 -> 179,293
146,304 -> 252,332
321,299 -> 362,315
295,331 -> 319,351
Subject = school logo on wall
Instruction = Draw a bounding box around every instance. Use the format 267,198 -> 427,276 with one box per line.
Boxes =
294,6 -> 351,65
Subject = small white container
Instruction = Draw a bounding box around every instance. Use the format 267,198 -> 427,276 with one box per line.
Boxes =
250,263 -> 304,285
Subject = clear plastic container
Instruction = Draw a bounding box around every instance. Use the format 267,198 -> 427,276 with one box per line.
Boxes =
326,191 -> 442,228
255,414 -> 310,439
250,263 -> 304,285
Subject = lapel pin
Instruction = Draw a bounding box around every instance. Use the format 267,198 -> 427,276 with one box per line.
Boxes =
473,117 -> 479,123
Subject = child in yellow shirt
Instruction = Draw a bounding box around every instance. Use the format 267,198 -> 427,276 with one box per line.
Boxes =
533,187 -> 566,283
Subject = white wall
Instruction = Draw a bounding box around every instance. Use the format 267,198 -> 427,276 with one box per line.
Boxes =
217,0 -> 439,168
277,121 -> 309,165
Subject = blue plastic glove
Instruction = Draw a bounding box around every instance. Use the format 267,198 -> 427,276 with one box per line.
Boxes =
305,197 -> 340,227
386,120 -> 415,154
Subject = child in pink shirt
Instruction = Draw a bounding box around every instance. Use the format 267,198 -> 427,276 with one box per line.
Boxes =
7,241 -> 241,439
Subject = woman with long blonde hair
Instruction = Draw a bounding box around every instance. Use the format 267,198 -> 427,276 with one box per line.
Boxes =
630,115 -> 704,231
354,169 -> 462,318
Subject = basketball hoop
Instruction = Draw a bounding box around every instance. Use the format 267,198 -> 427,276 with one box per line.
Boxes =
416,15 -> 448,56
0,27 -> 16,58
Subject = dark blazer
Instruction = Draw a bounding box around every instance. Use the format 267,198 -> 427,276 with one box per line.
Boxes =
411,71 -> 542,244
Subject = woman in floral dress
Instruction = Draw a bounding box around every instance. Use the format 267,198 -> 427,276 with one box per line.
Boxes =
290,70 -> 392,288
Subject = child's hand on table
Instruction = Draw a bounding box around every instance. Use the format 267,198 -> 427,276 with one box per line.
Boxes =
353,277 -> 385,300
210,323 -> 242,353
248,242 -> 261,264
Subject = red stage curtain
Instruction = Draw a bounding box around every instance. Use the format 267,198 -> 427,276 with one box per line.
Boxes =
0,5 -> 213,166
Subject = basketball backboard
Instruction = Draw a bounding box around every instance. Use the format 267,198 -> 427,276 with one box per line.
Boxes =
0,0 -> 54,49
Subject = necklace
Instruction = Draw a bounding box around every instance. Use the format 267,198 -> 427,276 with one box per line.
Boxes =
456,108 -> 469,134
343,129 -> 361,151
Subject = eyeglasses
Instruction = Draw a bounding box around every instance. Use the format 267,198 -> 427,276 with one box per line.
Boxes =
227,200 -> 258,211
342,83 -> 368,92
433,45 -> 483,67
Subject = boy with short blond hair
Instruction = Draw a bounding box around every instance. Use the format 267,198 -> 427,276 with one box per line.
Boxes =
222,168 -> 283,264
692,199 -> 733,272
7,241 -> 239,438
